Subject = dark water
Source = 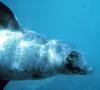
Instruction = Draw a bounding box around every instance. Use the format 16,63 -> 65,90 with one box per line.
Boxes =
1,0 -> 100,90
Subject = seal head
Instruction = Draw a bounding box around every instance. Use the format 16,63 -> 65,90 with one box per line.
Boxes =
64,50 -> 92,75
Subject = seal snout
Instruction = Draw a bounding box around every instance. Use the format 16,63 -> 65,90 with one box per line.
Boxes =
82,65 -> 93,74
64,50 -> 93,75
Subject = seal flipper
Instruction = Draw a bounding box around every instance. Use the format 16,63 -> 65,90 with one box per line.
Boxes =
0,80 -> 9,90
0,1 -> 22,30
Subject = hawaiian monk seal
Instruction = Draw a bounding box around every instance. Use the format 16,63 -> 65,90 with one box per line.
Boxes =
0,1 -> 92,81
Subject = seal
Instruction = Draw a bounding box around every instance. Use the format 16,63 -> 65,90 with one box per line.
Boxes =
0,1 -> 92,81
0,2 -> 93,89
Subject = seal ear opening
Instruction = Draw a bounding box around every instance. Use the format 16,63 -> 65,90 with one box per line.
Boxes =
0,1 -> 22,30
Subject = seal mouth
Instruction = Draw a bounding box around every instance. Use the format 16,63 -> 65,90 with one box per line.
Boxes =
65,63 -> 93,75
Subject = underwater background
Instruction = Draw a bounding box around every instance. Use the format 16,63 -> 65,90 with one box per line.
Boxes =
1,0 -> 100,90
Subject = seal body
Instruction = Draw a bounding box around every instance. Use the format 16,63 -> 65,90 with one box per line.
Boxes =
0,29 -> 74,80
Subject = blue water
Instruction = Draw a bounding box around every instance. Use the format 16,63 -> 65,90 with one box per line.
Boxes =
2,0 -> 100,90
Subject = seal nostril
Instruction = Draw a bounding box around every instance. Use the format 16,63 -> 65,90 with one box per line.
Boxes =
87,66 -> 93,73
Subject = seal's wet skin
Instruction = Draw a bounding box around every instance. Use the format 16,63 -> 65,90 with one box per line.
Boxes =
0,1 -> 93,89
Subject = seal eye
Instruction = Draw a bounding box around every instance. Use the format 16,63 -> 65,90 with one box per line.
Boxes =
67,51 -> 78,61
